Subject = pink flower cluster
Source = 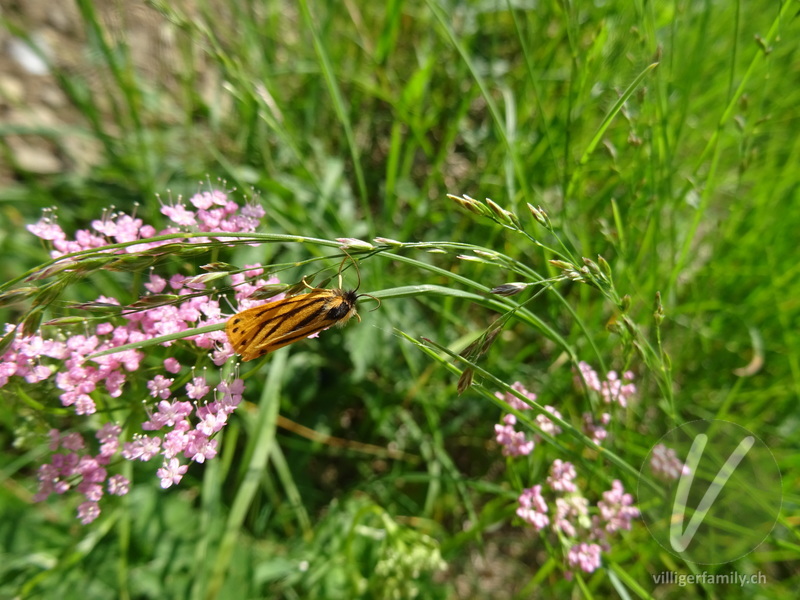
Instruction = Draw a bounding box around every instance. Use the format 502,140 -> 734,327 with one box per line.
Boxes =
34,373 -> 243,524
650,443 -> 691,480
598,480 -> 640,533
577,361 -> 636,407
36,426 -> 129,524
3,190 -> 279,524
1,269 -> 234,417
547,458 -> 577,492
493,376 -> 616,457
495,380 -> 537,411
493,368 -> 640,577
582,411 -> 611,445
516,470 -> 640,576
123,375 -> 244,487
493,381 -> 562,456
494,414 -> 534,456
160,189 -> 265,234
567,543 -> 602,576
26,189 -> 265,258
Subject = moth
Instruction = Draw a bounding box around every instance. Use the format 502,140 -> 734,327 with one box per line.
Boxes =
225,259 -> 377,361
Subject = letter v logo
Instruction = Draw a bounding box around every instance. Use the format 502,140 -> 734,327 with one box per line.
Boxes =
639,420 -> 781,564
669,433 -> 755,552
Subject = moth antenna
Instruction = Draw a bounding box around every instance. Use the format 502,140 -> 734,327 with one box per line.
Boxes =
353,257 -> 362,292
337,250 -> 361,291
357,293 -> 381,311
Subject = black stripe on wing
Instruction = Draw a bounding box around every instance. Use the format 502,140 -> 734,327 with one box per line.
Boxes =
252,318 -> 340,356
249,293 -> 333,348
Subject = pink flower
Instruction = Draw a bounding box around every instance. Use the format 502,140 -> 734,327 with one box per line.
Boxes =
186,376 -> 210,400
598,480 -> 640,533
185,432 -> 217,463
567,542 -> 602,574
599,371 -> 637,407
217,379 -> 244,408
211,345 -> 235,366
108,474 -> 130,496
74,394 -> 97,415
61,432 -> 85,451
161,202 -> 197,227
163,357 -> 181,373
494,414 -> 534,457
144,400 -> 192,430
145,274 -> 167,294
495,381 -> 537,410
104,370 -> 125,397
190,190 -> 227,210
97,423 -> 121,442
553,496 -> 589,537
168,274 -> 187,290
51,452 -> 78,475
198,299 -> 222,321
196,404 -> 228,435
114,214 -> 145,243
576,362 -> 636,407
577,361 -> 602,391
96,321 -> 114,335
77,501 -> 101,524
157,458 -> 188,488
24,364 -> 52,383
535,405 -> 562,438
91,212 -> 117,236
242,264 -> 264,278
27,212 -> 66,241
547,459 -> 577,493
151,307 -> 187,340
516,485 -> 550,530
78,481 -> 104,502
582,412 -> 610,445
198,208 -> 223,230
147,375 -> 174,400
122,435 -> 162,461
650,443 -> 690,480
162,429 -> 189,458
47,429 -> 61,451
241,201 -> 265,220
66,334 -> 99,355
76,456 -> 106,481
99,438 -> 120,458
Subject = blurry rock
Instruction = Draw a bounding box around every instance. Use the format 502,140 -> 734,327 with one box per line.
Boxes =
0,74 -> 24,105
7,137 -> 62,174
46,5 -> 81,35
8,33 -> 51,76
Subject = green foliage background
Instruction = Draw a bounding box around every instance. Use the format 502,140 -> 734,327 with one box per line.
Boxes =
1,0 -> 799,598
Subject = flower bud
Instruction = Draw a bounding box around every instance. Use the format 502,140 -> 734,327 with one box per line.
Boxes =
491,282 -> 528,296
336,238 -> 374,251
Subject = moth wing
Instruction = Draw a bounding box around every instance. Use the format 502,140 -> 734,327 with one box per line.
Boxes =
226,291 -> 341,362
225,293 -> 316,361
249,317 -> 338,357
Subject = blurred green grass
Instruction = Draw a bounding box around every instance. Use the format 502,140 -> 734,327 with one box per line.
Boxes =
1,0 -> 799,598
